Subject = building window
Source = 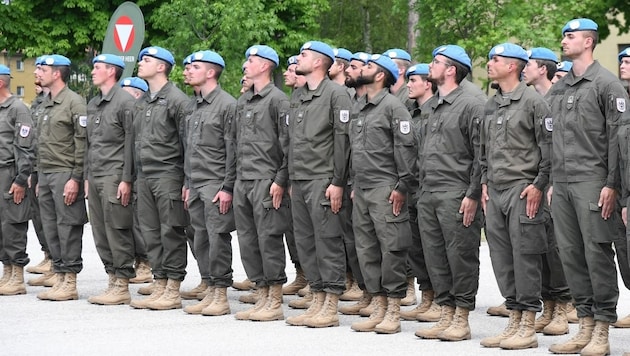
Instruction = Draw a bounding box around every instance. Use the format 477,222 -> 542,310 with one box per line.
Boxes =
16,86 -> 25,97
16,59 -> 24,71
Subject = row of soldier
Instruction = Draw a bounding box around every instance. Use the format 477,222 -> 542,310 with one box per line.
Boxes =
0,16 -> 628,355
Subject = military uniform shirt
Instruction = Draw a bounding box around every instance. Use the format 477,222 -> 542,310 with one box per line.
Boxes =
134,81 -> 189,179
410,96 -> 436,193
350,88 -> 416,194
480,81 -> 551,191
419,86 -> 483,199
288,78 -> 351,186
548,61 -> 627,188
0,96 -> 34,186
183,85 -> 236,190
86,85 -> 135,182
36,86 -> 87,181
235,83 -> 289,186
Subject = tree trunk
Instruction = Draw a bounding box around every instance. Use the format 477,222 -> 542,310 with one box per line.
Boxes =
407,0 -> 419,54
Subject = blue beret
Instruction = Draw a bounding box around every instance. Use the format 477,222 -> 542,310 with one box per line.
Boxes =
287,55 -> 298,66
189,50 -> 225,68
488,43 -> 528,62
383,48 -> 411,62
527,47 -> 558,63
42,54 -> 71,66
182,54 -> 193,66
368,54 -> 398,81
562,18 -> 598,35
351,52 -> 370,64
0,65 -> 10,75
246,45 -> 279,67
35,56 -> 45,66
432,45 -> 472,71
405,63 -> 430,79
333,48 -> 353,62
557,61 -> 573,73
300,41 -> 335,63
138,46 -> 175,66
92,54 -> 125,69
619,47 -> 630,63
120,77 -> 148,92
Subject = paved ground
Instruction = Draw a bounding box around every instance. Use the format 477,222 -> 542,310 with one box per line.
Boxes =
2,222 -> 630,355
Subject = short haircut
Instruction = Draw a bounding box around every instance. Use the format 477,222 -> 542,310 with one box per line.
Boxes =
105,64 -> 124,81
376,66 -> 396,88
583,30 -> 599,50
206,62 -> 224,80
54,65 -> 71,83
0,74 -> 10,87
535,59 -> 558,81
445,59 -> 470,84
335,58 -> 350,71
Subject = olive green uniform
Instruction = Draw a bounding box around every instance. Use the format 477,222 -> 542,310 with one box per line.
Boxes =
28,93 -> 47,255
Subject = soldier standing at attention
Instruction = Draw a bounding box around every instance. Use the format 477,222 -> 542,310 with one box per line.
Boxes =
0,64 -> 34,296
129,47 -> 190,311
414,45 -> 484,342
547,18 -> 627,355
33,55 -> 88,302
85,55 -> 136,305
285,41 -> 352,328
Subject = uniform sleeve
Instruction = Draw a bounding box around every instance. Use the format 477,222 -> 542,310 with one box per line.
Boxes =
392,104 -> 417,195
222,101 -> 237,192
273,95 -> 290,188
465,100 -> 483,200
71,96 -> 88,182
13,104 -> 34,187
330,87 -> 352,187
532,97 -> 552,192
121,98 -> 136,183
603,82 -> 628,191
479,103 -> 491,187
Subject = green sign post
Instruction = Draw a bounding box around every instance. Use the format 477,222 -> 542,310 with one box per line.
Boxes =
102,2 -> 145,79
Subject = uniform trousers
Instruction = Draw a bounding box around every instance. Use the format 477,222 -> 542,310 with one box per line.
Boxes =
187,181 -> 234,287
485,184 -> 545,312
341,185 -> 365,289
88,174 -> 135,278
418,189 -> 481,310
353,185 -> 410,297
407,192 -> 432,290
291,179 -> 346,294
552,181 -> 618,323
234,179 -> 288,287
136,176 -> 187,281
0,166 -> 30,266
38,171 -> 87,273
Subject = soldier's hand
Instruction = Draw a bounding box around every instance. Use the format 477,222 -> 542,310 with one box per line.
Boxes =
388,189 -> 405,216
598,186 -> 617,220
623,207 -> 628,227
325,184 -> 343,214
520,184 -> 542,219
63,179 -> 79,205
459,197 -> 478,227
481,184 -> 489,216
213,190 -> 233,215
9,183 -> 25,205
117,181 -> 131,207
182,186 -> 189,210
269,182 -> 284,209
546,186 -> 553,207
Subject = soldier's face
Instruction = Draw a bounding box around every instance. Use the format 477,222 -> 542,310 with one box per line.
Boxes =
295,50 -> 315,76
344,60 -> 364,88
428,55 -> 450,84
91,62 -> 110,87
284,64 -> 297,87
620,58 -> 630,81
407,75 -> 427,100
244,55 -> 266,81
358,62 -> 379,85
187,62 -> 209,87
486,55 -> 510,81
561,32 -> 588,59
522,59 -> 541,85
36,65 -> 55,88
182,64 -> 191,85
552,71 -> 567,84
137,56 -> 159,80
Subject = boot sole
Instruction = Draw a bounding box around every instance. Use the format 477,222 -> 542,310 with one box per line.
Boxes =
375,327 -> 401,334
305,321 -> 339,328
501,341 -> 538,350
0,290 -> 27,296
438,333 -> 471,341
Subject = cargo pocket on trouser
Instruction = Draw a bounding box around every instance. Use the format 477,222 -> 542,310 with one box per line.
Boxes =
166,193 -> 189,228
383,212 -> 412,251
106,194 -> 133,229
519,214 -> 548,254
588,202 -> 619,243
3,192 -> 31,223
261,197 -> 290,236
318,199 -> 343,238
213,200 -> 236,234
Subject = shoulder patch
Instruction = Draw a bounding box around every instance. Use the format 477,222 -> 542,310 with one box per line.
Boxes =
79,115 -> 88,127
617,98 -> 626,113
339,110 -> 350,123
19,125 -> 31,138
400,120 -> 411,134
544,117 -> 553,132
